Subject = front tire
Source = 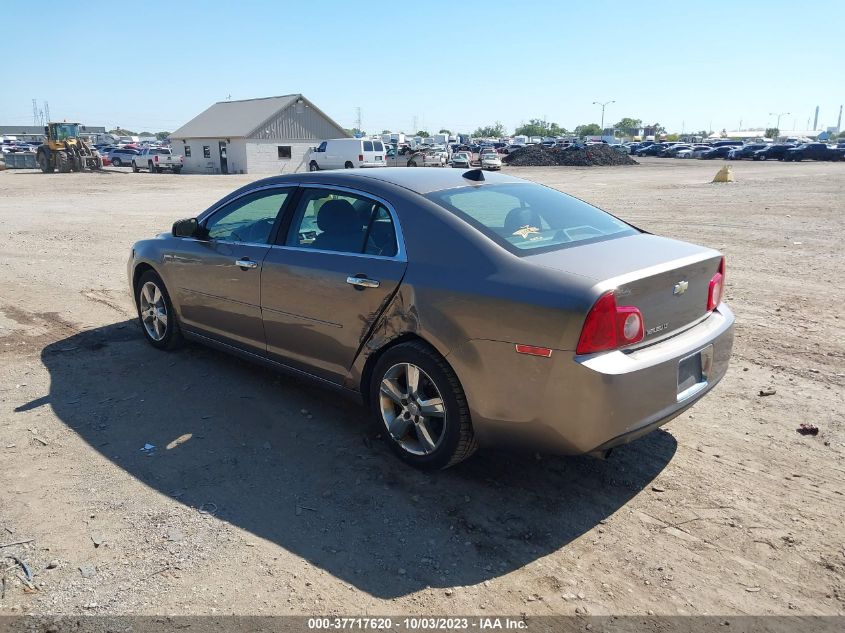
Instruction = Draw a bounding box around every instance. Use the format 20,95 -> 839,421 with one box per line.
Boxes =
370,341 -> 477,470
309,161 -> 319,171
135,270 -> 182,350
38,153 -> 53,173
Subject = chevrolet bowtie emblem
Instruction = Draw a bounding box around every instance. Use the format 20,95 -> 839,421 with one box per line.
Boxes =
673,280 -> 689,295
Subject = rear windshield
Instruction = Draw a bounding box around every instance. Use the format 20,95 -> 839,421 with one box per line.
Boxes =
425,183 -> 637,254
151,148 -> 171,155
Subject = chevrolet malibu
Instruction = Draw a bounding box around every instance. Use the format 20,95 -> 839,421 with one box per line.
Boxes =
128,168 -> 734,469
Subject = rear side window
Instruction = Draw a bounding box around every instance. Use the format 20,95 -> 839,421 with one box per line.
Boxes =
284,188 -> 398,257
363,141 -> 374,152
426,183 -> 637,255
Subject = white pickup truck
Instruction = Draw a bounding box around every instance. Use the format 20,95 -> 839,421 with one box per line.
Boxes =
132,147 -> 183,173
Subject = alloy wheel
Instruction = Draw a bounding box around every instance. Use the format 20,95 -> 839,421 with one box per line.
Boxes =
379,362 -> 446,455
139,281 -> 168,341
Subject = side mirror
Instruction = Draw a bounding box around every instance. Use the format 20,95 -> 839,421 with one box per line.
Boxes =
172,218 -> 199,238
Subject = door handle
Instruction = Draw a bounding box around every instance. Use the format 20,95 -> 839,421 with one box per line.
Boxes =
346,276 -> 380,289
235,259 -> 258,269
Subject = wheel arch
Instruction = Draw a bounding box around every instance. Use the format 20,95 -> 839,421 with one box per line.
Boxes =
131,261 -> 158,299
359,333 -> 449,406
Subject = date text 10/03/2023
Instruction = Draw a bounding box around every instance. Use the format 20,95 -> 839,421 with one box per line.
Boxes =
307,617 -> 528,630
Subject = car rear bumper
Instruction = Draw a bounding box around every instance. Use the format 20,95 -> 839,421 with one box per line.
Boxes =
448,304 -> 735,455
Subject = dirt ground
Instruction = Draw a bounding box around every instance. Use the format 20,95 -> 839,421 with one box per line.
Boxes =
0,158 -> 843,617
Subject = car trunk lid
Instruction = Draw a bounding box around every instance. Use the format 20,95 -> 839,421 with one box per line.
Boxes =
524,234 -> 723,345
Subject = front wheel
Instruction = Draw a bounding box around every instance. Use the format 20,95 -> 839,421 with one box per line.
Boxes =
38,153 -> 53,173
370,341 -> 477,470
309,161 -> 319,171
111,157 -> 122,167
135,270 -> 182,350
132,161 -> 139,173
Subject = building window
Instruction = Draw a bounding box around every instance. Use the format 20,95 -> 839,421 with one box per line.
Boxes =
184,145 -> 191,157
203,146 -> 211,158
277,146 -> 292,159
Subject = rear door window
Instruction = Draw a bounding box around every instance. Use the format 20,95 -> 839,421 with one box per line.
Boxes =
374,141 -> 384,152
284,189 -> 398,257
363,141 -> 374,152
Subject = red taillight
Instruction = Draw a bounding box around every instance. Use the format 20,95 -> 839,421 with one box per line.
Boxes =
154,155 -> 159,162
707,257 -> 725,311
358,154 -> 364,161
576,291 -> 644,355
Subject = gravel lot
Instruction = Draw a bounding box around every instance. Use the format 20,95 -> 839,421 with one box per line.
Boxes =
0,158 -> 843,617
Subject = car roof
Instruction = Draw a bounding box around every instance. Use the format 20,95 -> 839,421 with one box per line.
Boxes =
251,167 -> 525,195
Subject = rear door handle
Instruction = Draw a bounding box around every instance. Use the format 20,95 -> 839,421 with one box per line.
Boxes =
346,276 -> 380,289
235,259 -> 258,269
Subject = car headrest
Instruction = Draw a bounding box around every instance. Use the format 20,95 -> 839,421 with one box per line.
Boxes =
317,199 -> 360,234
504,207 -> 541,235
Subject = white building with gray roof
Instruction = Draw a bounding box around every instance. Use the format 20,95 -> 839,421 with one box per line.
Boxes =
169,94 -> 350,174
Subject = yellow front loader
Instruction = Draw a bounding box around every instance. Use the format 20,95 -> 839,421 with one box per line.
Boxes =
36,122 -> 102,173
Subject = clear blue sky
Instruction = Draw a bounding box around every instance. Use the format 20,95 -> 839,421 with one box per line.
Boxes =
3,0 -> 843,134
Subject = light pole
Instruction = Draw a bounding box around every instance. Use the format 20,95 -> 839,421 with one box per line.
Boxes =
769,111 -> 789,133
592,100 -> 615,137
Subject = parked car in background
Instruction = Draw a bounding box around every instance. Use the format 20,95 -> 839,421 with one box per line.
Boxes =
728,143 -> 769,160
699,146 -> 734,159
407,151 -> 447,167
637,143 -> 669,157
450,152 -> 472,169
308,138 -> 386,171
752,144 -> 794,161
107,147 -> 139,167
128,169 -> 733,470
480,153 -> 503,170
662,144 -> 692,157
783,143 -> 842,162
504,144 -> 525,154
132,147 -> 184,173
676,145 -> 711,159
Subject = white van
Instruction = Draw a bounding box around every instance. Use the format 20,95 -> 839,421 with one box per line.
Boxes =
308,138 -> 386,171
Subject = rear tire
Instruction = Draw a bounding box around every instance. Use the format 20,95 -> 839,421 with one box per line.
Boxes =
132,161 -> 139,173
369,341 -> 477,470
112,157 -> 122,167
172,167 -> 182,174
135,270 -> 183,351
344,161 -> 354,169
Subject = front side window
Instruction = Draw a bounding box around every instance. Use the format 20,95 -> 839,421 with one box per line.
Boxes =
285,189 -> 398,256
426,183 -> 637,255
203,145 -> 211,158
204,189 -> 289,244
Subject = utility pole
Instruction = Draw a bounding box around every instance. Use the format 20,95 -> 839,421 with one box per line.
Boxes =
592,100 -> 615,137
43,101 -> 50,124
355,107 -> 362,134
32,99 -> 39,126
769,111 -> 789,132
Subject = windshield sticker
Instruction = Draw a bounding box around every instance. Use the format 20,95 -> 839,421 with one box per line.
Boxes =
512,225 -> 541,239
